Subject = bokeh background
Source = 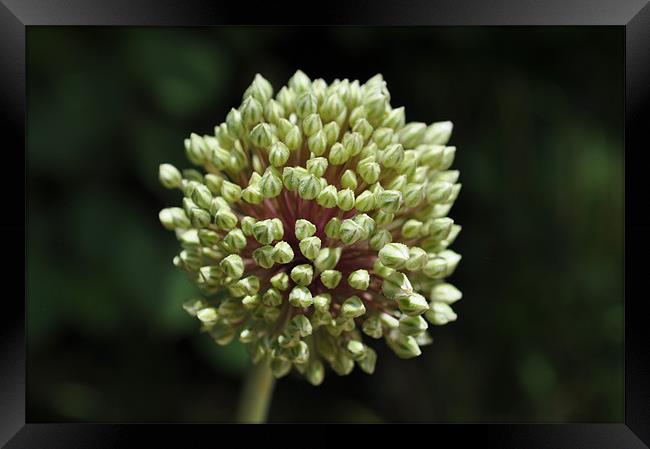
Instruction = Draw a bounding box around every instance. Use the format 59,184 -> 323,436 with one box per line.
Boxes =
27,27 -> 623,422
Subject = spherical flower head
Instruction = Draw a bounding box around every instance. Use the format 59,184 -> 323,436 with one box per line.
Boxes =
158,71 -> 463,385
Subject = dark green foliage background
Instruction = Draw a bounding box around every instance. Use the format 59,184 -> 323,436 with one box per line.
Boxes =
27,27 -> 623,422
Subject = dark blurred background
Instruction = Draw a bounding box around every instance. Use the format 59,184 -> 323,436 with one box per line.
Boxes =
26,27 -> 623,422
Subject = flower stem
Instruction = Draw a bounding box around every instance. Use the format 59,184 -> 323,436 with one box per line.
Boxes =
236,361 -> 275,423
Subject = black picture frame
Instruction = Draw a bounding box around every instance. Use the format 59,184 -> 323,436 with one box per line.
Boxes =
3,0 -> 649,446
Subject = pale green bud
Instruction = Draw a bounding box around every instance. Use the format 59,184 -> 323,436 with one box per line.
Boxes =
253,219 -> 284,245
328,142 -> 350,165
220,254 -> 244,280
381,107 -> 405,130
190,208 -> 211,228
264,99 -> 284,125
289,286 -> 313,308
197,229 -> 220,246
290,340 -> 310,364
236,276 -> 261,296
358,161 -> 381,184
372,127 -> 394,149
276,86 -> 296,112
273,241 -> 295,264
348,269 -> 370,290
423,121 -> 453,145
199,266 -> 223,287
402,219 -> 423,239
271,358 -> 292,378
203,174 -> 224,195
355,190 -> 376,212
159,208 -> 191,230
430,283 -> 462,304
323,121 -> 340,145
405,247 -> 428,271
185,133 -> 207,165
381,143 -> 404,168
298,174 -> 322,200
190,183 -> 213,210
196,307 -> 218,323
331,352 -> 355,376
369,229 -> 392,251
281,167 -> 301,191
284,125 -> 302,151
307,130 -> 327,156
386,174 -> 407,192
322,93 -> 345,122
343,132 -> 364,157
362,316 -> 383,339
306,157 -> 328,177
364,90 -> 388,121
317,185 -> 338,208
311,78 -> 328,103
341,295 -> 366,318
159,164 -> 182,189
240,96 -> 263,126
399,122 -> 427,148
399,315 -> 428,336
352,118 -> 373,142
324,218 -> 341,239
423,257 -> 447,279
306,360 -> 325,386
320,270 -> 342,289
289,70 -> 311,94
260,167 -> 283,198
226,108 -> 245,137
249,123 -> 273,149
347,340 -> 366,360
425,302 -> 458,325
427,181 -> 453,204
222,229 -> 247,253
268,142 -> 290,167
339,218 -> 365,244
379,243 -> 410,269
262,288 -> 283,307
397,292 -> 429,316
241,185 -> 263,204
376,189 -> 402,214
291,264 -> 314,286
238,217 -> 256,237
373,210 -> 395,227
357,347 -> 377,374
182,169 -> 204,183
299,236 -> 321,260
294,219 -> 316,240
387,332 -> 421,359
270,271 -> 290,291
337,188 -> 356,211
381,271 -> 413,300
296,92 -> 318,118
404,183 -> 426,208
220,181 -> 242,203
426,217 -> 454,240
439,146 -> 456,170
302,113 -> 322,136
313,247 -> 341,272
252,245 -> 275,269
340,170 -> 358,190
439,249 -> 462,276
287,315 -> 313,338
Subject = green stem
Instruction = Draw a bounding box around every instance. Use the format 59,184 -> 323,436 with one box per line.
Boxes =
236,361 -> 275,423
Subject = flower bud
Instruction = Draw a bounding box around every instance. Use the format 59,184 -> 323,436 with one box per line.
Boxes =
159,208 -> 191,230
270,271 -> 290,291
353,118 -> 373,142
337,188 -> 356,211
397,292 -> 429,316
190,208 -> 211,227
398,122 -> 427,148
323,121 -> 341,145
159,164 -> 182,189
299,236 -> 321,260
348,269 -> 370,290
341,170 -> 358,190
376,189 -> 402,214
369,229 -> 392,251
249,123 -> 273,149
362,316 -> 383,339
355,190 -> 376,212
240,96 -> 263,126
316,185 -> 338,208
339,218 -> 365,244
221,181 -> 242,203
302,113 -> 322,136
378,243 -> 410,269
381,143 -> 404,168
422,121 -> 453,145
324,218 -> 341,239
307,130 -> 327,156
252,245 -> 275,269
298,174 -> 322,200
382,107 -> 405,130
313,247 -> 341,272
220,254 -> 244,280
381,271 -> 413,300
289,70 -> 311,94
264,99 -> 284,125
269,142 -> 290,167
262,288 -> 283,307
222,229 -> 247,253
341,295 -> 366,318
296,92 -> 318,118
320,269 -> 342,289
425,302 -> 458,325
347,340 -> 366,360
260,167 -> 283,198
358,161 -> 381,184
289,286 -> 313,308
306,157 -> 328,177
430,283 -> 462,304
291,264 -> 314,286
387,332 -> 421,359
306,360 -> 325,386
399,315 -> 428,336
273,241 -> 295,264
328,142 -> 350,165
343,132 -> 364,157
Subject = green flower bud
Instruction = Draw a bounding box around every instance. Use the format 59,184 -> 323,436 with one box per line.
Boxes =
341,295 -> 366,318
362,316 -> 383,339
222,229 -> 247,253
197,229 -> 219,246
369,229 -> 392,251
399,315 -> 428,336
402,219 -> 423,239
313,247 -> 341,272
320,269 -> 342,289
273,241 -> 295,264
353,118 -> 373,142
159,207 -> 191,230
337,188 -> 356,211
262,288 -> 283,307
281,167 -> 300,191
316,185 -> 338,208
291,264 -> 314,286
203,174 -> 224,195
381,143 -> 404,168
324,218 -> 341,239
328,142 -> 350,165
376,189 -> 402,214
382,106 -> 405,130
398,122 -> 427,148
430,283 -> 462,304
284,124 -> 302,151
404,183 -> 425,208
249,123 -> 273,149
372,127 -> 394,149
242,184 -> 263,204
427,181 -> 453,204
397,292 -> 429,316
323,121 -> 340,145
306,157 -> 328,177
159,164 -> 182,189
343,132 -> 364,157
226,108 -> 245,137
220,181 -> 242,203
341,170 -> 358,190
294,219 -> 315,240
299,236 -> 321,260
387,333 -> 421,359
289,286 -> 313,308
347,340 -> 366,360
264,99 -> 285,125
190,183 -> 213,210
270,271 -> 290,291
269,142 -> 290,167
378,243 -> 410,269
289,70 -> 311,94
364,90 -> 388,122
306,360 -> 325,386
438,249 -> 462,276
405,247 -> 428,271
197,307 -> 218,323
303,113 -> 323,136
298,174 -> 322,200
355,190 -> 376,212
307,130 -> 327,156
260,167 -> 283,198
190,208 -> 211,228
339,218 -> 365,244
423,121 -> 453,145
240,96 -> 263,126
287,315 -> 313,338
381,271 -> 413,300
425,302 -> 458,325
252,245 -> 275,269
423,257 -> 447,279
220,254 -> 244,280
348,269 -> 370,290
296,92 -> 318,118
358,161 -> 381,184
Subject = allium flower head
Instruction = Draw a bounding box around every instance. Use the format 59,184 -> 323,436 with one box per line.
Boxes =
159,71 -> 462,385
